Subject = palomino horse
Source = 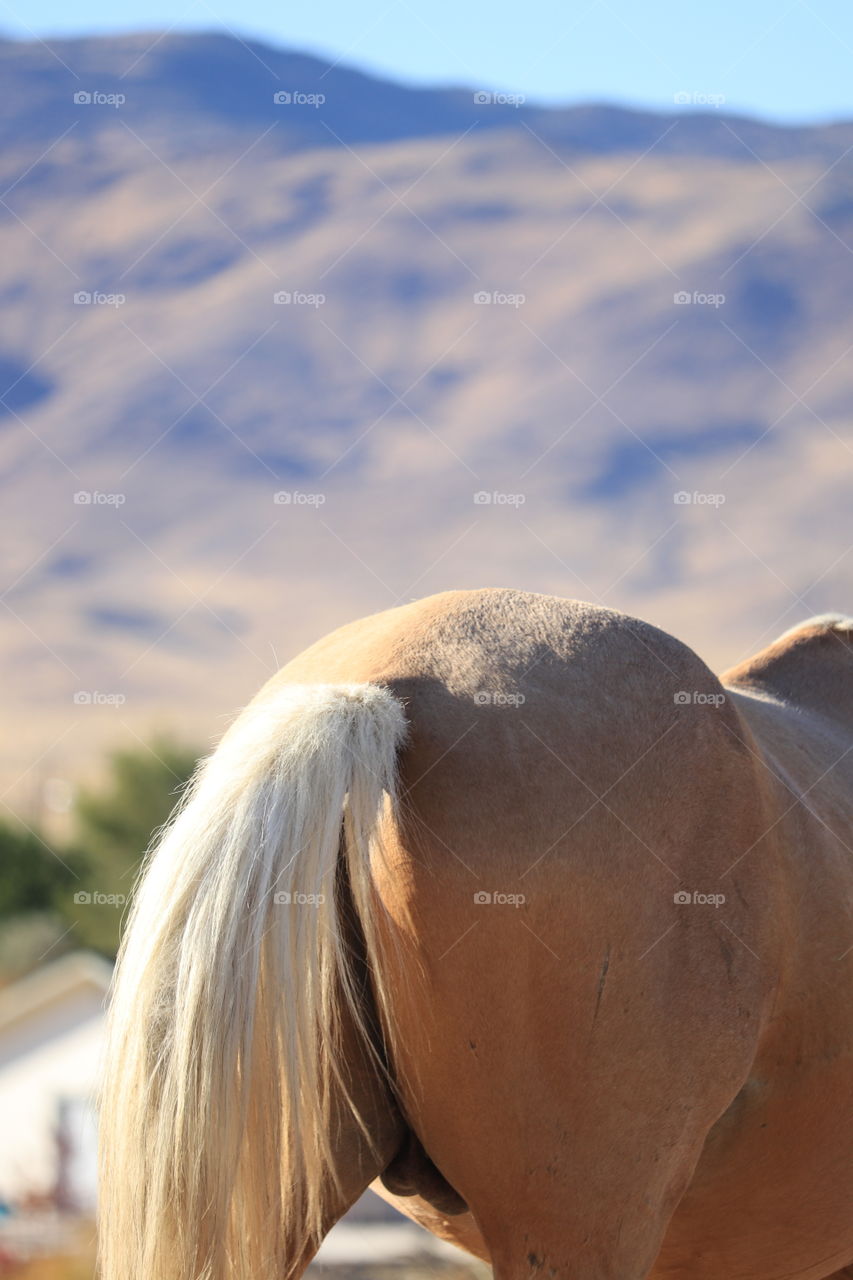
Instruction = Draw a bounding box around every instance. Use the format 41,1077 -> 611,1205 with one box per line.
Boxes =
99,589 -> 853,1280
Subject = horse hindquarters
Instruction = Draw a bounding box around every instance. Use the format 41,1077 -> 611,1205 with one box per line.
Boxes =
369,675 -> 779,1279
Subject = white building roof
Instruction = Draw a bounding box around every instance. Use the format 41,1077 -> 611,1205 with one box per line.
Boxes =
0,952 -> 113,1036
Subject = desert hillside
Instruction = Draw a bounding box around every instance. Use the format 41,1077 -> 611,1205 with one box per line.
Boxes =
2,30 -> 852,809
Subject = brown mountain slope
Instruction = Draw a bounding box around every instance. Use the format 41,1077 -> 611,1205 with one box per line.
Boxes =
1,35 -> 852,812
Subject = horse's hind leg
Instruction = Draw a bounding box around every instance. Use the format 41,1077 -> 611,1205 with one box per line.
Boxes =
286,1038 -> 406,1276
286,884 -> 409,1275
373,852 -> 768,1279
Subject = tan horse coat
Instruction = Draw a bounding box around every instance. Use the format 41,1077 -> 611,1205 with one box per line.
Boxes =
277,591 -> 853,1280
100,589 -> 853,1280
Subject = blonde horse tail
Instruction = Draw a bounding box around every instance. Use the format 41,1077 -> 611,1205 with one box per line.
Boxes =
98,683 -> 408,1280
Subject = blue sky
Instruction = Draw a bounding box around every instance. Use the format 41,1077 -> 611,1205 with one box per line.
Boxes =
4,0 -> 853,122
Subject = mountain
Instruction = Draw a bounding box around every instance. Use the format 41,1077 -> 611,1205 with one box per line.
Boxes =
3,30 -> 853,160
1,30 -> 852,812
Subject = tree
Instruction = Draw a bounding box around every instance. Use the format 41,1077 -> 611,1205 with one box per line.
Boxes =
0,821 -> 81,981
0,820 -> 76,919
65,736 -> 199,956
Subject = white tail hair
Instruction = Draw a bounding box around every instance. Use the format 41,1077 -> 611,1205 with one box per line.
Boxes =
98,682 -> 408,1280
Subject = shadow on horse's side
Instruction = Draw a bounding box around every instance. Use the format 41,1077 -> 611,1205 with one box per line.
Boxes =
98,589 -> 853,1280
